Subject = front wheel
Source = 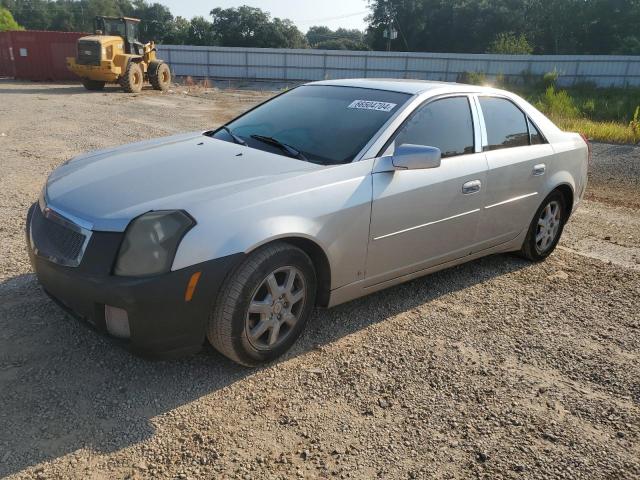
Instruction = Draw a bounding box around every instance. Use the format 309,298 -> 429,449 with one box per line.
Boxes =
119,62 -> 143,93
208,242 -> 317,366
149,61 -> 171,91
520,191 -> 566,261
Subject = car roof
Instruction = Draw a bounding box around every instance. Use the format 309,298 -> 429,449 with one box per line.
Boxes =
308,78 -> 494,95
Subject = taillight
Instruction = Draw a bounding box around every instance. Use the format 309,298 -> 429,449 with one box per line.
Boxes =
579,133 -> 592,164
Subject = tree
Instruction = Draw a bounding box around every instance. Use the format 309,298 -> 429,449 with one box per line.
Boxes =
0,6 -> 22,30
185,15 -> 214,46
314,38 -> 370,50
365,0 -> 640,55
209,6 -> 306,48
615,35 -> 640,55
131,1 -> 174,42
306,25 -> 332,46
163,15 -> 190,44
487,32 -> 533,54
306,25 -> 368,50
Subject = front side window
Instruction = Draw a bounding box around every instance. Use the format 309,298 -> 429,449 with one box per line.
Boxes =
101,19 -> 126,37
479,97 -> 530,151
390,96 -> 475,158
212,85 -> 411,165
127,22 -> 139,41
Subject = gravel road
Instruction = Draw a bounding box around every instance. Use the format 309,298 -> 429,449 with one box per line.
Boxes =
0,80 -> 638,480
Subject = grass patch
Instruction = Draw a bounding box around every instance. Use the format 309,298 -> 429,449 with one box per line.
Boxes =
551,116 -> 639,144
529,86 -> 640,144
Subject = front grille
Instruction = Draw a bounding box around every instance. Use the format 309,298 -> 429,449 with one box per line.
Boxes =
31,206 -> 89,267
77,40 -> 101,66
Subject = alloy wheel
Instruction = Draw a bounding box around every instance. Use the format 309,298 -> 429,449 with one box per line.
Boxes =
245,266 -> 306,350
535,200 -> 561,253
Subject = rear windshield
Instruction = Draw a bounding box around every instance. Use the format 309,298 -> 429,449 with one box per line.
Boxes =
211,85 -> 411,165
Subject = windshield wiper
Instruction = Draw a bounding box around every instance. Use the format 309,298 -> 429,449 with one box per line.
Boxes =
220,126 -> 247,146
250,135 -> 308,161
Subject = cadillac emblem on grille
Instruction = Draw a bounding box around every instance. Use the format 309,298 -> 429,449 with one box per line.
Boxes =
30,205 -> 92,267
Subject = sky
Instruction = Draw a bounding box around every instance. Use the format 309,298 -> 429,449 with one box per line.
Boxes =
159,0 -> 371,31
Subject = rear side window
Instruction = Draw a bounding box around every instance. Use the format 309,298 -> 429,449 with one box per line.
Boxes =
479,97 -> 530,151
392,96 -> 474,158
528,118 -> 545,145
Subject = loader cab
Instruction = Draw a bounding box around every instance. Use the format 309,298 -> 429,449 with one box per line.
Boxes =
94,16 -> 144,55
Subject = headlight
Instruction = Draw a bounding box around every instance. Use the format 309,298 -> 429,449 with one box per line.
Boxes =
114,210 -> 194,277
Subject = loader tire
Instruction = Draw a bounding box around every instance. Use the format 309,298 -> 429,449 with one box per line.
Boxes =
119,62 -> 143,93
149,61 -> 171,91
81,79 -> 105,91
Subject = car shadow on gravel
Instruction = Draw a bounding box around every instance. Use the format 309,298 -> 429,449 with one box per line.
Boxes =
0,253 -> 529,477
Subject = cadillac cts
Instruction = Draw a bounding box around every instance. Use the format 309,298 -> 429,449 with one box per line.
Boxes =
27,79 -> 589,366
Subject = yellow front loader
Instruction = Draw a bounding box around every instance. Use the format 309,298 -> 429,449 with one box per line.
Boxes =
67,16 -> 171,93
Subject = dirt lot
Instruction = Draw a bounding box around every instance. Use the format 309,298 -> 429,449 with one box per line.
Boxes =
0,80 -> 639,480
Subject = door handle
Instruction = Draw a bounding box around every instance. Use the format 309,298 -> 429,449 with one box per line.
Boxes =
462,180 -> 482,194
533,163 -> 546,176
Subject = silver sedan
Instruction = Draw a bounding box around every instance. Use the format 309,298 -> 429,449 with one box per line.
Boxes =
27,79 -> 589,365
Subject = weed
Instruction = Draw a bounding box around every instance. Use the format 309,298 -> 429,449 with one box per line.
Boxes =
630,106 -> 640,141
457,71 -> 487,85
535,86 -> 580,118
542,69 -> 559,88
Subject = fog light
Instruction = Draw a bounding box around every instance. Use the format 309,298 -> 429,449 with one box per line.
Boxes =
105,305 -> 130,339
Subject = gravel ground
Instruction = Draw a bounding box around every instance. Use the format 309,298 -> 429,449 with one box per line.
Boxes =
0,80 -> 638,480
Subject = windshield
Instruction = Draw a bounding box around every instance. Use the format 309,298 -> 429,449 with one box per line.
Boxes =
100,19 -> 126,37
210,85 -> 411,165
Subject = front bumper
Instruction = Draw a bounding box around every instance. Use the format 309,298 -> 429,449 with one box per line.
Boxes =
27,204 -> 243,358
66,57 -> 121,82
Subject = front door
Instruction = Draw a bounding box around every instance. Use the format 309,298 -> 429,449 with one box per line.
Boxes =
366,96 -> 488,285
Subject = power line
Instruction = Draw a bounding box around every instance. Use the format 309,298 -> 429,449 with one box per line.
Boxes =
296,10 -> 369,26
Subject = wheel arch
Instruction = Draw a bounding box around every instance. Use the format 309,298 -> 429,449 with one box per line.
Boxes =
246,235 -> 332,308
545,169 -> 576,220
554,183 -> 574,220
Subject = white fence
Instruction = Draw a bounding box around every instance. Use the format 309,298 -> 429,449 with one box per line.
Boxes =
157,45 -> 640,87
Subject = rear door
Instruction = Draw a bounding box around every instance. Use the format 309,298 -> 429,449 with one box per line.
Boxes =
366,95 -> 488,285
473,96 -> 555,249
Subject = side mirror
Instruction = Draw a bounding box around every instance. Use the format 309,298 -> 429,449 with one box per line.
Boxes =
392,144 -> 441,170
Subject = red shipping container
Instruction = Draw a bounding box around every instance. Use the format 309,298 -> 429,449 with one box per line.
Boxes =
0,31 -> 16,78
1,30 -> 89,81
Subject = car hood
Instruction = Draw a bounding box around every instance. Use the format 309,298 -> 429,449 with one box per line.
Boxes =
45,132 -> 323,231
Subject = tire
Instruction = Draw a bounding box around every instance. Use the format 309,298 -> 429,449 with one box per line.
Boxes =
149,61 -> 171,91
520,190 -> 566,261
208,242 -> 317,366
81,79 -> 105,91
119,61 -> 143,93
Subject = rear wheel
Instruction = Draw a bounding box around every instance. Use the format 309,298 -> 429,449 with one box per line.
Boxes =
520,191 -> 566,261
81,79 -> 105,91
119,62 -> 143,93
207,242 -> 317,366
149,61 -> 171,91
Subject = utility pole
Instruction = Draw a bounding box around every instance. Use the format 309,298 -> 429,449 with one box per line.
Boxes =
382,2 -> 397,52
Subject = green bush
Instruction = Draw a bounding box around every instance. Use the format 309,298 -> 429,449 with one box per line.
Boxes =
581,98 -> 596,117
0,7 -> 24,31
458,71 -> 487,85
486,32 -> 533,55
494,72 -> 507,86
630,106 -> 640,140
535,86 -> 580,119
542,69 -> 559,88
